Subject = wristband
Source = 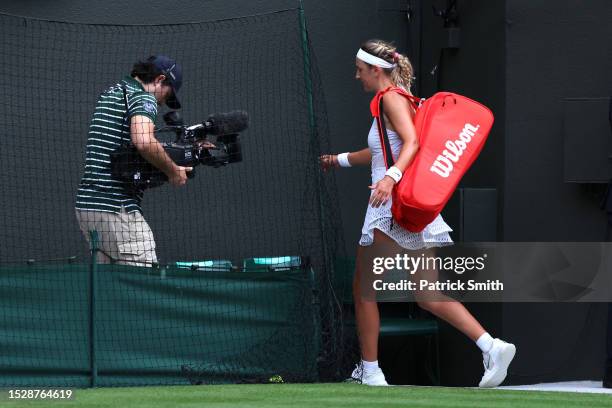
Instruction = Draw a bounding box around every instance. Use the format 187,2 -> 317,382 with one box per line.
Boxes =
337,152 -> 352,168
385,166 -> 403,183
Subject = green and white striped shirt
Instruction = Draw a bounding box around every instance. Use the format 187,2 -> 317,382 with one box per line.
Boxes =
76,76 -> 158,214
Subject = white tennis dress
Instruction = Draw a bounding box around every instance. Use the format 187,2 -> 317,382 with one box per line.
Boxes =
359,120 -> 454,249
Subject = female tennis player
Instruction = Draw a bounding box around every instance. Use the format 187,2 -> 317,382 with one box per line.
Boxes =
320,39 -> 515,387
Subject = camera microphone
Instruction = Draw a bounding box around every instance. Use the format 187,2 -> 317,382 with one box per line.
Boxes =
204,110 -> 249,135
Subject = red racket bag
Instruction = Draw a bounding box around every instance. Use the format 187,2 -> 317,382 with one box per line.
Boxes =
371,87 -> 494,232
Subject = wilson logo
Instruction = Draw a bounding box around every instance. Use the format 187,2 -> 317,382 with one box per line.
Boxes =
429,123 -> 480,178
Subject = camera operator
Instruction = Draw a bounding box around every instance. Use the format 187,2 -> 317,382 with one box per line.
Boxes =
75,55 -> 191,266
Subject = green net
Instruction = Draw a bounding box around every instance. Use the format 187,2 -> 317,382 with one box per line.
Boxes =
0,8 -> 351,386
0,263 -> 319,386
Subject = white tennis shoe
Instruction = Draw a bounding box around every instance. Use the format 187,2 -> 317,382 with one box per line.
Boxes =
479,338 -> 516,388
362,367 -> 389,386
347,363 -> 388,386
348,363 -> 363,382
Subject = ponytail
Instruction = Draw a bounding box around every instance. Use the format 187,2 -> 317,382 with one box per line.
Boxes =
360,39 -> 415,91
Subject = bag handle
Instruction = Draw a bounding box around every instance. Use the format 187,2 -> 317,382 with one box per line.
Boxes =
405,94 -> 424,110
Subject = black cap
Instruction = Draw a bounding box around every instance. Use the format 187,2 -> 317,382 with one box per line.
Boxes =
150,55 -> 182,109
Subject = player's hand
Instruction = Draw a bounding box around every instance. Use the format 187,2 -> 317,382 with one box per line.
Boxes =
168,166 -> 193,186
369,176 -> 395,208
319,154 -> 338,172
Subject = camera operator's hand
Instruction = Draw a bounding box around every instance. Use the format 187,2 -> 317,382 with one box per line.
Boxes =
196,140 -> 216,150
167,165 -> 193,186
130,116 -> 193,187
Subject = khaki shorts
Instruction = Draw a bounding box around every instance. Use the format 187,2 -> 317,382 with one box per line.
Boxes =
76,208 -> 157,267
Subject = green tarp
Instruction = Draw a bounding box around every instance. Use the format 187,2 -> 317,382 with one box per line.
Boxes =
0,264 -> 318,387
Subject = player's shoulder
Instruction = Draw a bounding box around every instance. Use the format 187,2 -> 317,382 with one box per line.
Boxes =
383,89 -> 411,108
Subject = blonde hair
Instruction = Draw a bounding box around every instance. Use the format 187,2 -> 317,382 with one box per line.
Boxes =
360,39 -> 414,91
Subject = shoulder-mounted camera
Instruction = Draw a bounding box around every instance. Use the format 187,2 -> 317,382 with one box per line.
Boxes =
110,110 -> 249,191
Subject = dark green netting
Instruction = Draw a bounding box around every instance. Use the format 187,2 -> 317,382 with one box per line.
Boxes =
0,7 -> 351,386
0,263 -> 319,386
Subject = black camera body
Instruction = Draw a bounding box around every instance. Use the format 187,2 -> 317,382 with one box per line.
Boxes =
111,110 -> 248,191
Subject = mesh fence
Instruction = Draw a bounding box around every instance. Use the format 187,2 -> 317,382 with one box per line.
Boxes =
0,8 -> 353,386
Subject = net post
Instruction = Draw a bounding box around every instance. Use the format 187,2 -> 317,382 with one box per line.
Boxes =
88,230 -> 99,388
298,1 -> 335,379
299,1 -> 329,267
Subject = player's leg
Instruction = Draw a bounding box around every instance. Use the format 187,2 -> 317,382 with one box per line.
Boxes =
413,248 -> 516,388
353,244 -> 380,362
354,228 -> 414,385
351,229 -> 402,386
412,248 -> 486,340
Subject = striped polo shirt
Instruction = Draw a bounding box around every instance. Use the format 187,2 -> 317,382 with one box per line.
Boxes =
76,76 -> 158,214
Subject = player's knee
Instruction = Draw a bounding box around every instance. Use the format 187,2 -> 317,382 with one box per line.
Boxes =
417,300 -> 439,314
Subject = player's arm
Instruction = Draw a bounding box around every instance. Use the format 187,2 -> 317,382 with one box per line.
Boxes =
383,92 -> 419,173
319,147 -> 371,171
345,148 -> 372,166
130,115 -> 191,186
368,92 -> 419,208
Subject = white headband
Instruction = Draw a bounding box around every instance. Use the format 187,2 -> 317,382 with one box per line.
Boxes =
356,48 -> 397,69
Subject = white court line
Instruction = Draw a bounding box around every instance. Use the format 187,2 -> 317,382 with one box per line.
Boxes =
498,381 -> 612,394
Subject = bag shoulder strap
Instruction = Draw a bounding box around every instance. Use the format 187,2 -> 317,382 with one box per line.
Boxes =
372,87 -> 423,169
376,98 -> 395,169
370,86 -> 421,117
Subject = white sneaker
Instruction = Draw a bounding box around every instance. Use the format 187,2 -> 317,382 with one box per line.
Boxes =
346,363 -> 388,386
362,367 -> 389,386
479,338 -> 516,388
347,363 -> 363,383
